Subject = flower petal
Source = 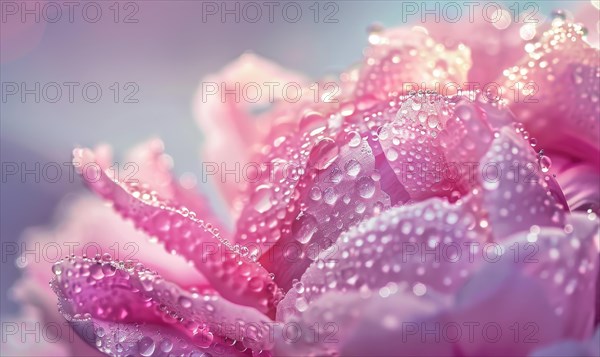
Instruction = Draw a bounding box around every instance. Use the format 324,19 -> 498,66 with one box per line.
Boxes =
354,27 -> 471,100
73,148 -> 281,314
274,289 -> 453,357
277,196 -> 490,322
234,106 -> 343,261
377,92 -> 494,202
51,256 -> 275,353
275,212 -> 598,356
478,127 -> 568,240
550,153 -> 600,212
499,20 -> 600,166
193,53 -> 308,212
124,138 -> 227,232
447,259 -> 563,356
259,136 -> 390,291
426,7 -> 531,84
501,213 -> 600,339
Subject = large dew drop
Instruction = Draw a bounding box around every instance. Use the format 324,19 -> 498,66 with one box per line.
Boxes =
309,138 -> 340,170
252,185 -> 273,213
357,176 -> 376,198
137,336 -> 155,357
292,213 -> 318,244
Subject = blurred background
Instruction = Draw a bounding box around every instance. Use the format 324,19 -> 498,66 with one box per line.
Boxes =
0,0 -> 586,320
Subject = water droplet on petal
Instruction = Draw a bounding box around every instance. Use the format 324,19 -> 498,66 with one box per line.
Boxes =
300,111 -> 326,136
295,297 -> 309,312
340,102 -> 355,117
138,336 -> 155,357
294,281 -> 305,293
52,263 -> 62,275
248,277 -> 265,292
90,263 -> 104,280
344,159 -> 361,177
551,9 -> 567,20
309,187 -> 322,201
357,176 -> 376,198
178,296 -> 192,308
309,138 -> 340,170
252,185 -> 273,213
159,338 -> 173,353
193,329 -> 214,348
539,155 -> 552,173
347,131 -> 362,148
386,148 -> 399,162
292,213 -> 318,244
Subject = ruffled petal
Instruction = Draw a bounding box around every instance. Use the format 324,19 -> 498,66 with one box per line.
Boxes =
277,196 -> 490,322
73,148 -> 281,314
354,27 -> 471,100
275,212 -> 598,356
446,259 -> 563,356
426,6 -> 533,84
193,53 -> 309,212
50,256 -> 275,354
259,136 -> 390,291
234,106 -> 343,259
377,92 -> 494,202
499,20 -> 600,166
124,138 -> 227,232
502,213 -> 600,339
478,127 -> 568,240
274,290 -> 453,357
550,153 -> 600,212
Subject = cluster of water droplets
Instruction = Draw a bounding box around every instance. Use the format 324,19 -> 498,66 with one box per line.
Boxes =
356,24 -> 471,100
51,254 -> 276,356
502,15 -> 599,139
277,196 -> 487,325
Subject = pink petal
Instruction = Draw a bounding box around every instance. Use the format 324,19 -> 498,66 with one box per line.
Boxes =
259,135 -> 390,291
193,53 -> 309,212
274,212 -> 598,356
447,259 -> 563,356
478,127 -> 567,240
7,194 -> 210,357
354,27 -> 471,100
501,213 -> 600,339
499,20 -> 600,166
73,148 -> 281,314
69,319 -> 247,357
531,328 -> 600,357
233,108 -> 337,259
124,138 -> 227,232
450,212 -> 599,355
50,256 -> 275,354
426,7 -> 533,84
274,290 -> 453,356
277,196 -> 490,322
377,92 -> 494,202
550,153 -> 600,212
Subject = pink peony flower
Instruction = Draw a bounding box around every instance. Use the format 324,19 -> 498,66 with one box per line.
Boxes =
5,9 -> 599,357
